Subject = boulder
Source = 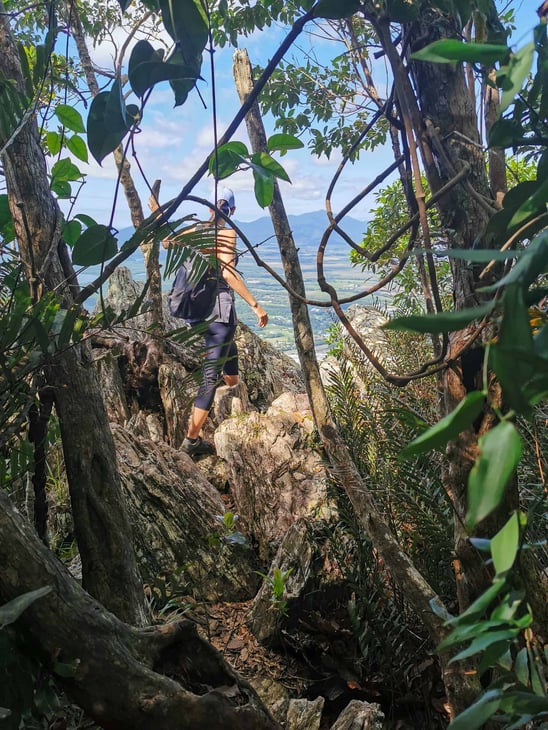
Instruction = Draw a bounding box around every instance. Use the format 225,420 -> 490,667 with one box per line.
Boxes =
112,424 -> 258,602
248,520 -> 315,643
329,700 -> 384,730
214,392 -> 331,559
286,697 -> 325,730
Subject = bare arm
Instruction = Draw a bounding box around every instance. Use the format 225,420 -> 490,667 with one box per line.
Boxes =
217,229 -> 268,328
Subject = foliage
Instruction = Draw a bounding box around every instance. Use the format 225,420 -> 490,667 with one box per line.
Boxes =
0,588 -> 58,729
0,257 -> 86,457
351,177 -> 451,313
143,565 -> 194,624
395,20 -> 548,726
323,326 -> 454,705
256,566 -> 293,616
213,511 -> 248,546
208,135 -> 304,207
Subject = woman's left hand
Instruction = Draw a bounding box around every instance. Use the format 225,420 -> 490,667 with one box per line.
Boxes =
254,304 -> 268,328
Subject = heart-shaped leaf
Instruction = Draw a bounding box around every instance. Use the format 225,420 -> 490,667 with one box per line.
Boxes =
72,225 -> 118,266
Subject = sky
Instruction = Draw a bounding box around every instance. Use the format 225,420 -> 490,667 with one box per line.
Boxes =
61,0 -> 535,232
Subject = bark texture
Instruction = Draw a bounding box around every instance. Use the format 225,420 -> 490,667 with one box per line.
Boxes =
0,489 -> 279,730
0,3 -> 144,625
232,48 -> 449,649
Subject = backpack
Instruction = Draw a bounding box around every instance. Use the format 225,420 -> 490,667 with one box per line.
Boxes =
168,260 -> 219,323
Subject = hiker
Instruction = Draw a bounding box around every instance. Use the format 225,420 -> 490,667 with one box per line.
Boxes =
164,188 -> 268,457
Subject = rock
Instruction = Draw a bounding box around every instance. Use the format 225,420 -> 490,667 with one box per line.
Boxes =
233,324 -> 304,409
286,697 -> 325,730
94,350 -> 130,425
214,393 -> 331,559
329,700 -> 385,730
344,305 -> 390,364
248,677 -> 290,725
248,520 -> 314,643
112,425 -> 258,601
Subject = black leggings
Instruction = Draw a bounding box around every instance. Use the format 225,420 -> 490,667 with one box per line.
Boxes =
195,321 -> 238,410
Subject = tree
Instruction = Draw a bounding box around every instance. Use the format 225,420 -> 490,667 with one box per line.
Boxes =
0,0 -> 546,725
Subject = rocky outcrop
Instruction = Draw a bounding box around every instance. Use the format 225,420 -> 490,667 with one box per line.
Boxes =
286,697 -> 325,730
113,424 -> 259,602
214,392 -> 332,560
329,700 -> 384,729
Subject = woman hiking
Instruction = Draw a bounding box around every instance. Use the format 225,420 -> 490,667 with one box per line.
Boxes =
163,187 -> 268,457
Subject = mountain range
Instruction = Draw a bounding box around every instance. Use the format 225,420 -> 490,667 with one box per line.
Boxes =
117,210 -> 368,259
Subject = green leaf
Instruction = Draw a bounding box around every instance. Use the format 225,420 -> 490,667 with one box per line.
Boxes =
499,42 -> 535,113
411,39 -> 509,65
250,151 -> 291,182
432,248 -> 524,262
128,39 -> 198,98
0,194 -> 14,240
449,578 -> 507,626
466,422 -> 522,529
481,229 -> 548,292
75,213 -> 97,228
159,0 -> 207,92
491,512 -> 520,575
384,302 -> 494,334
312,0 -> 362,19
449,628 -> 520,664
71,225 -> 118,266
66,135 -> 88,163
209,141 -> 249,179
253,169 -> 275,207
51,157 -> 81,183
508,175 -> 548,228
0,587 -> 52,629
86,84 -> 132,165
45,130 -> 61,155
385,0 -> 419,21
438,618 -> 514,651
447,689 -> 502,730
499,692 -> 548,715
490,284 -> 535,414
514,646 -> 529,686
167,48 -> 202,107
50,179 -> 71,198
488,118 -> 524,148
478,642 -> 512,674
62,219 -> 81,246
401,391 -> 485,458
55,104 -> 85,133
55,306 -> 82,350
533,324 -> 548,359
267,133 -> 304,153
53,658 -> 81,678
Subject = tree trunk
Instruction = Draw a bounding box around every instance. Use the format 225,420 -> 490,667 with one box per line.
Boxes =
0,489 -> 279,730
64,0 -> 164,331
232,47 -> 449,646
0,1 -> 145,625
370,12 -> 516,715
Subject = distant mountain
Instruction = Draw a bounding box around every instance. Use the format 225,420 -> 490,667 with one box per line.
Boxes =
117,211 -> 368,254
237,212 -> 368,255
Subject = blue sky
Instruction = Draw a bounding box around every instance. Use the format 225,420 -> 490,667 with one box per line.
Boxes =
63,0 -> 535,231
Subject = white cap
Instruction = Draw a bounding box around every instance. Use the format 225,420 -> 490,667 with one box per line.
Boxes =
218,187 -> 235,209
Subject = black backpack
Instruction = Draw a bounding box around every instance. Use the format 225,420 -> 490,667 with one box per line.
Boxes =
168,260 -> 219,323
